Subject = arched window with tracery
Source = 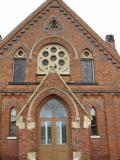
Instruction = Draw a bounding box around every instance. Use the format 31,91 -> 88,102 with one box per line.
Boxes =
90,107 -> 98,135
81,49 -> 94,83
9,108 -> 16,137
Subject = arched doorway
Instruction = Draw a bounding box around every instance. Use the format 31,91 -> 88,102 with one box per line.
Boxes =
39,98 -> 70,160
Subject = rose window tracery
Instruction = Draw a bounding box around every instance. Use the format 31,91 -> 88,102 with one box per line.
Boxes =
37,44 -> 70,75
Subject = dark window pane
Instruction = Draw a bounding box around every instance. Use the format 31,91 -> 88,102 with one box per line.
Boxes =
59,60 -> 65,66
10,121 -> 16,137
43,51 -> 49,57
81,60 -> 94,82
41,125 -> 45,144
41,121 -> 52,144
91,116 -> 96,125
56,121 -> 67,144
91,125 -> 98,135
91,116 -> 98,135
42,60 -> 49,66
18,50 -> 24,57
59,51 -> 65,57
50,55 -> 57,62
13,59 -> 26,82
62,122 -> 67,144
51,47 -> 57,53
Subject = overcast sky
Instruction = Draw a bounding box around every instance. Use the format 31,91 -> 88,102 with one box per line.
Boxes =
0,0 -> 120,53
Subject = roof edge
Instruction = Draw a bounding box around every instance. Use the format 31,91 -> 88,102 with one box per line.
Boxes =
0,0 -> 53,49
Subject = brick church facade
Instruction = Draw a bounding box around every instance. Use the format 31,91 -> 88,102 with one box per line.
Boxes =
0,0 -> 120,160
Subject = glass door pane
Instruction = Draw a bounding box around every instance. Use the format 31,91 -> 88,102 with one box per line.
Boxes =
41,121 -> 52,144
56,121 -> 67,144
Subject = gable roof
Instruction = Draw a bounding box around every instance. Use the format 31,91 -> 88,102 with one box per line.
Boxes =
0,0 -> 120,67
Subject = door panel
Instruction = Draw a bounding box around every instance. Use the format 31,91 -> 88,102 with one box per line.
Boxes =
40,150 -> 54,160
56,150 -> 70,160
40,149 -> 69,160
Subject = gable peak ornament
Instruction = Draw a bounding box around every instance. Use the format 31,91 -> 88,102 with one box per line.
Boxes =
45,16 -> 64,34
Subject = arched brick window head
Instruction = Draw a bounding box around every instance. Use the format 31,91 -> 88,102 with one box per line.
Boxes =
90,107 -> 98,135
9,108 -> 16,137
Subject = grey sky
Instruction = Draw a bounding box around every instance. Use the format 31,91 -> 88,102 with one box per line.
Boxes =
0,0 -> 120,53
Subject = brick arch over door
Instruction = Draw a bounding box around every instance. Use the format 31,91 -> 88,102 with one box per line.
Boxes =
27,88 -> 79,122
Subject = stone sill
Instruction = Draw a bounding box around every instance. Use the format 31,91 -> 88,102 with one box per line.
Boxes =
7,137 -> 17,140
90,135 -> 101,139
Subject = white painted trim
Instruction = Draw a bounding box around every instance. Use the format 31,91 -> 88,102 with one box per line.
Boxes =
90,135 -> 101,139
7,137 -> 17,140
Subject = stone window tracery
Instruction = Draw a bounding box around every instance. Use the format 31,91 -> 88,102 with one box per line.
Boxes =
14,49 -> 26,58
37,44 -> 70,75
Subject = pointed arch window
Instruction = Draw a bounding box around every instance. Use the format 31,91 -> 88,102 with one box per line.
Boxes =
13,49 -> 26,83
9,108 -> 16,137
90,107 -> 98,135
81,49 -> 94,83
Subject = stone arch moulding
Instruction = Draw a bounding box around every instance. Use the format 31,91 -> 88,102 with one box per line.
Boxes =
27,88 -> 80,123
29,36 -> 78,59
25,88 -> 82,130
11,42 -> 30,57
79,42 -> 96,59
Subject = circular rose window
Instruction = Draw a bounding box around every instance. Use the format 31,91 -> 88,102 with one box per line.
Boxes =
37,44 -> 70,75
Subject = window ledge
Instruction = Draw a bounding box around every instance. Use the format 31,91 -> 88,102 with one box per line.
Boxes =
90,135 -> 101,139
8,82 -> 39,85
79,82 -> 99,85
67,81 -> 98,85
7,137 -> 17,140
